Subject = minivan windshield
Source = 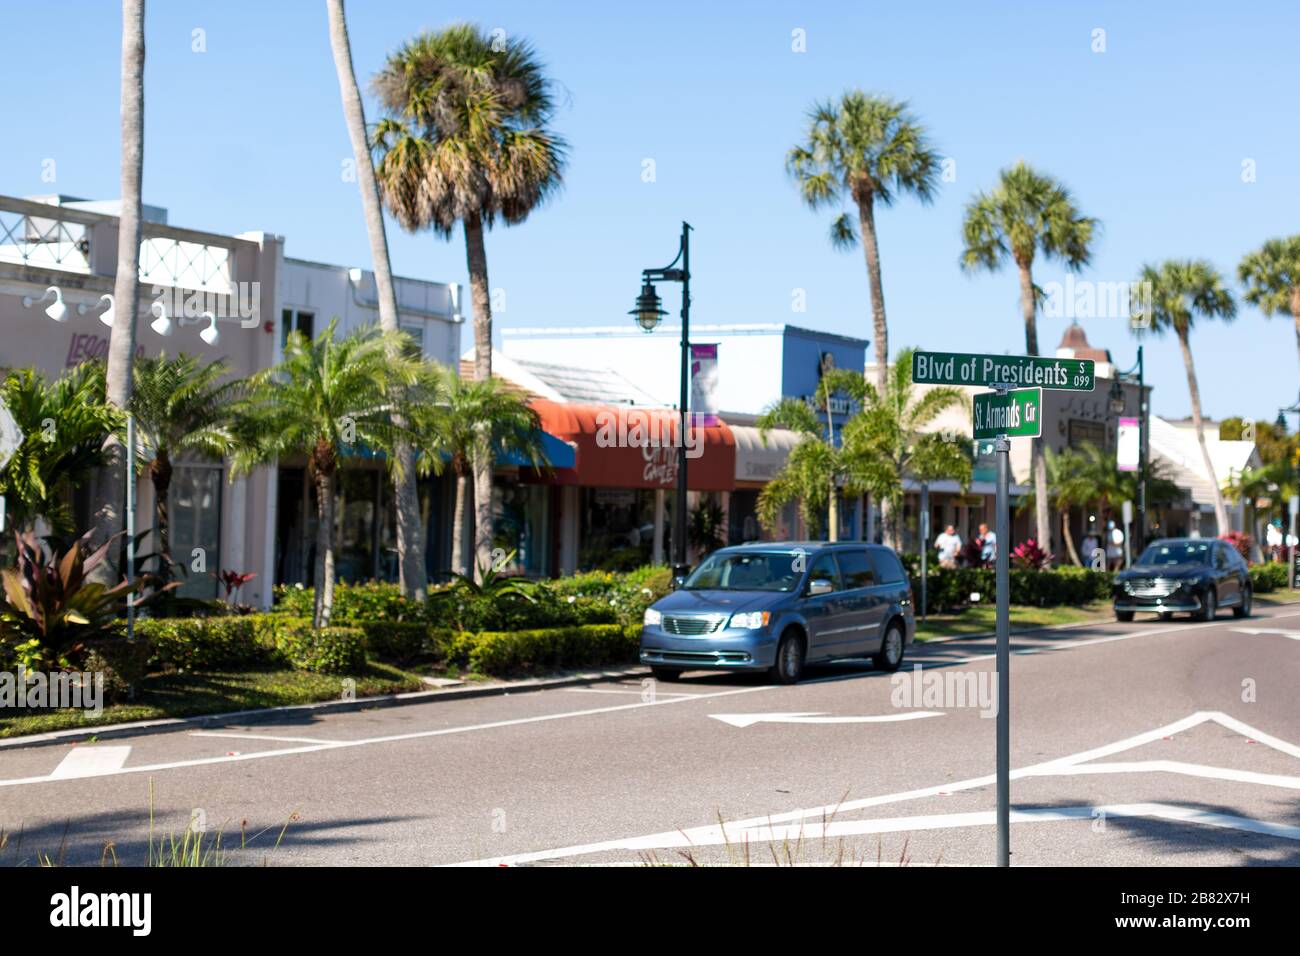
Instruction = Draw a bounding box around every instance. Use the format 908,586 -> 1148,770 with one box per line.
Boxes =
681,551 -> 802,592
1137,541 -> 1210,566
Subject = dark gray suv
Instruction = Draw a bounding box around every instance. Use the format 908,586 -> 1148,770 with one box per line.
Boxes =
640,542 -> 916,684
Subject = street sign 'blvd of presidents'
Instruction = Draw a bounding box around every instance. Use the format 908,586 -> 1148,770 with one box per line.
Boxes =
912,350 -> 1096,392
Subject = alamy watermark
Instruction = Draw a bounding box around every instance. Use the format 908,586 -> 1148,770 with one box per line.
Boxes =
0,667 -> 103,716
594,407 -> 705,460
890,664 -> 998,718
151,282 -> 260,328
1040,276 -> 1153,327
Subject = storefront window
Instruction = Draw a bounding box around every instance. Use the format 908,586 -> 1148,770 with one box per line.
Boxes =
171,463 -> 222,599
337,469 -> 379,583
494,483 -> 551,577
579,488 -> 657,571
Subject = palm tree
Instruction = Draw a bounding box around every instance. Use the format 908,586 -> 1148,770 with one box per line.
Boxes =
1238,236 -> 1300,370
839,348 -> 971,551
756,397 -> 841,541
130,353 -> 241,581
787,93 -> 939,395
961,161 -> 1098,559
0,364 -> 123,535
1038,445 -> 1100,566
1133,259 -> 1237,535
92,0 -> 146,582
371,23 -> 566,579
232,321 -> 427,627
325,0 -> 427,603
415,367 -> 546,577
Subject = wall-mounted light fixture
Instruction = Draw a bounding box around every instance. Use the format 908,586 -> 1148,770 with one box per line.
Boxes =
22,286 -> 68,322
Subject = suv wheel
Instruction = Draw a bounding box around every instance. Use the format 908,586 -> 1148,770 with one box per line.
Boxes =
1115,610 -> 1135,622
1198,587 -> 1217,622
771,631 -> 805,685
876,622 -> 906,672
1233,587 -> 1252,618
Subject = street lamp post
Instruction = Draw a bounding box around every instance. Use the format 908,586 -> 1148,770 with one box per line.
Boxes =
631,222 -> 692,575
1111,345 -> 1147,549
1279,392 -> 1300,587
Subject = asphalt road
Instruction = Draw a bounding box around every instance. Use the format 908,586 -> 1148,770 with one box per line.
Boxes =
3,604 -> 1299,867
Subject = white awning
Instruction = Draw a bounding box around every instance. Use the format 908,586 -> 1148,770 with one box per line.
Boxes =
731,425 -> 800,482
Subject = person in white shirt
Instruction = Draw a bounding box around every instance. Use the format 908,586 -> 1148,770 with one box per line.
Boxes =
1081,530 -> 1102,568
934,525 -> 963,569
1106,520 -> 1124,570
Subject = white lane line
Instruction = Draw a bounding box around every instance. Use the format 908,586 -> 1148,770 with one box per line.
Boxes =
540,804 -> 1300,852
189,732 -> 344,745
562,687 -> 700,698
1028,760 -> 1300,790
1232,627 -> 1300,641
454,710 -> 1300,865
710,711 -> 945,727
0,682 -> 776,788
48,746 -> 131,780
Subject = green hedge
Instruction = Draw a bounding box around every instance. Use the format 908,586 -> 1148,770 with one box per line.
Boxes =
271,567 -> 673,633
912,566 -> 1112,612
1249,561 -> 1291,593
267,621 -> 367,675
456,624 -> 640,676
134,615 -> 281,671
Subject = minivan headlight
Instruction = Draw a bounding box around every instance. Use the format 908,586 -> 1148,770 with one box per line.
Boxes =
643,608 -> 662,627
729,611 -> 770,630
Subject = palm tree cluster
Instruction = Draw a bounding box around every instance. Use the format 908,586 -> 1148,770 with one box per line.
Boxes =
757,348 -> 971,548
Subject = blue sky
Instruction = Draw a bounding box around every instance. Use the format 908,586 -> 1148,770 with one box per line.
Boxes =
3,0 -> 1298,423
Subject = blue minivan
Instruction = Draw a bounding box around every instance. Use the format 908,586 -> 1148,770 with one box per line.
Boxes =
640,542 -> 915,684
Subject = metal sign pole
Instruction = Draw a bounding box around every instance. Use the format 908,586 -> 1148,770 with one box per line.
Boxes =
126,414 -> 136,643
919,481 -> 929,621
993,386 -> 1011,867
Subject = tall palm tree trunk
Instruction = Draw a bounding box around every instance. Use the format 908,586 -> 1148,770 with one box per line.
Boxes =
1177,327 -> 1231,534
1291,285 -> 1300,371
149,451 -> 172,581
312,461 -> 337,628
1018,260 -> 1053,559
1061,508 -> 1081,566
92,0 -> 145,584
451,469 -> 468,577
857,193 -> 892,542
326,0 -> 426,602
464,212 -> 495,579
827,487 -> 839,542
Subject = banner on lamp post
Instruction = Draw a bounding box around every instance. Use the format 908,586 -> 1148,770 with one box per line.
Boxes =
1117,416 -> 1140,472
690,343 -> 719,426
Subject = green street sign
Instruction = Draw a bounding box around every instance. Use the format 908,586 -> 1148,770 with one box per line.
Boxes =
913,350 -> 1095,391
973,387 -> 1042,440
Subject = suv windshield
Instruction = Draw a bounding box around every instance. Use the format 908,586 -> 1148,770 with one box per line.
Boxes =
1137,542 -> 1210,566
682,551 -> 802,592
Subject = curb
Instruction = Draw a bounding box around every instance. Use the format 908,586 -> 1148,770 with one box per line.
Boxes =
0,666 -> 652,751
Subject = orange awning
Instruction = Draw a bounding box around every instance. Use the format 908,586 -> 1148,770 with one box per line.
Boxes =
529,400 -> 735,491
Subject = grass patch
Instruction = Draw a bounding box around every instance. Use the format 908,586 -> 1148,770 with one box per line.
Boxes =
1256,588 -> 1300,605
915,601 -> 1112,641
0,661 -> 425,739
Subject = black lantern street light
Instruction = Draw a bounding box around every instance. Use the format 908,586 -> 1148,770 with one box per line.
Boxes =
630,222 -> 692,575
1110,345 -> 1147,548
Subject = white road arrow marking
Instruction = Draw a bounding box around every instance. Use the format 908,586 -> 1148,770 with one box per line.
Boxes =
1232,627 -> 1300,641
710,711 -> 944,728
49,745 -> 131,780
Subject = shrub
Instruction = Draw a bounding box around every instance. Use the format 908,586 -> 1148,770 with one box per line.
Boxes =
137,615 -> 279,671
911,565 -> 1111,612
268,621 -> 366,674
1249,561 -> 1290,593
81,637 -> 152,703
272,581 -> 421,624
355,621 -> 432,665
464,624 -> 637,676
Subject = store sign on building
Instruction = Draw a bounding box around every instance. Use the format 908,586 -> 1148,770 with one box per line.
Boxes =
642,444 -> 679,486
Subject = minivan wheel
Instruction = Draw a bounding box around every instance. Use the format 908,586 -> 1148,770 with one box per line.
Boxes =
771,632 -> 805,685
876,622 -> 906,672
650,665 -> 683,683
1233,587 -> 1252,618
1198,588 -> 1216,622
